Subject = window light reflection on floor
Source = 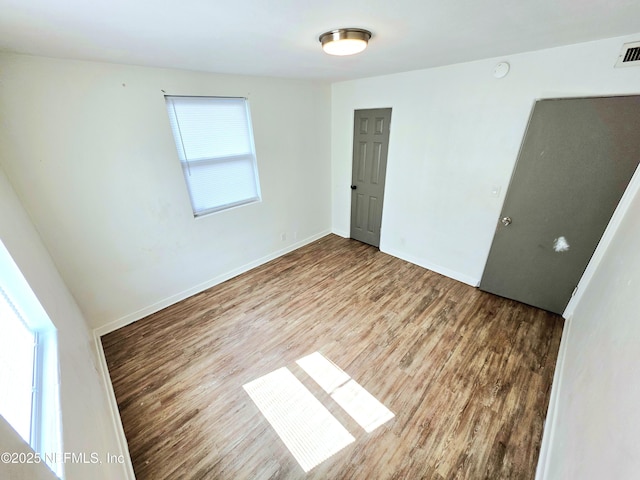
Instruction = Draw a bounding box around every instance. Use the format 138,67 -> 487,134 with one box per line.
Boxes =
243,352 -> 394,472
297,352 -> 395,433
243,367 -> 354,472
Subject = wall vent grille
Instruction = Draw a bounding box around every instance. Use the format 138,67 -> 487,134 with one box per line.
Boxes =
615,41 -> 640,67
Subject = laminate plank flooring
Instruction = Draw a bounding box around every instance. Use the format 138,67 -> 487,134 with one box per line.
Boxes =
102,234 -> 563,480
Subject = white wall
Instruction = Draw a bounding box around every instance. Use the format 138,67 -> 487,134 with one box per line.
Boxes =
0,167 -> 128,479
3,32 -> 640,480
332,32 -> 640,479
0,53 -> 332,330
0,416 -> 57,480
542,182 -> 640,479
331,32 -> 640,286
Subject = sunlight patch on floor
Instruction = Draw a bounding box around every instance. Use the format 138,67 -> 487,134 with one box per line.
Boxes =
297,351 -> 395,433
243,367 -> 355,472
331,379 -> 395,433
296,351 -> 350,393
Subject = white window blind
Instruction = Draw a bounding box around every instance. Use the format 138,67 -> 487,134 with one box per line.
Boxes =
0,286 -> 35,445
165,96 -> 261,216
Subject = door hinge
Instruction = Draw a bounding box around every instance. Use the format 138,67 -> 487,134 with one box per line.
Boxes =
571,286 -> 578,297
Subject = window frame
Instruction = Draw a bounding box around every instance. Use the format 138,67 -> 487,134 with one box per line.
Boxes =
165,95 -> 262,217
0,241 -> 62,478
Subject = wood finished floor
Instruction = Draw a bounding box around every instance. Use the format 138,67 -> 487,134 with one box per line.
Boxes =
102,234 -> 563,480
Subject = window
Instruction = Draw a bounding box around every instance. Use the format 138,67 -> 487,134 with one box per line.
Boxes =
0,241 -> 62,478
0,289 -> 35,443
165,96 -> 261,217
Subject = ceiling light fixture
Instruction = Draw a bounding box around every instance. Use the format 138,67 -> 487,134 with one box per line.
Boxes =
319,28 -> 372,56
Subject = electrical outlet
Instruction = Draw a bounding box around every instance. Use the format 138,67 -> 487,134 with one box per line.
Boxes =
280,232 -> 286,241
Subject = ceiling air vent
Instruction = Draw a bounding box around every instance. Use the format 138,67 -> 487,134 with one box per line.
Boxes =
615,41 -> 640,67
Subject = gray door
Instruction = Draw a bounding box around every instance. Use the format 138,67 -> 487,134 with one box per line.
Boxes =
350,108 -> 392,247
480,95 -> 640,314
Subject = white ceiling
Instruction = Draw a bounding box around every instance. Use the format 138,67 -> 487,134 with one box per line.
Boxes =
1,0 -> 639,81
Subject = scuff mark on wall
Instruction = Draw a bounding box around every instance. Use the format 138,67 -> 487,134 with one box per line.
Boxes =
553,236 -> 570,252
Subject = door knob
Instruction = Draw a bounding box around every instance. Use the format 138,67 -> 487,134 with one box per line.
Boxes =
501,216 -> 512,226
351,185 -> 357,190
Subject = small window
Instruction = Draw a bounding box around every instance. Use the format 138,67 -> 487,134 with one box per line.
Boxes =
165,96 -> 261,217
0,288 -> 35,443
0,240 -> 62,478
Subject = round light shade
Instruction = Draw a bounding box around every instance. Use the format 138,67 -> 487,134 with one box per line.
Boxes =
319,28 -> 372,56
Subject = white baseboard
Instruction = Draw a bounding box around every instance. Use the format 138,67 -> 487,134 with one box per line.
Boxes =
328,231 -> 480,286
91,229 -> 332,480
330,230 -> 479,286
91,222 -> 571,480
93,229 -> 332,337
535,315 -> 572,480
93,333 -> 136,480
381,246 -> 480,287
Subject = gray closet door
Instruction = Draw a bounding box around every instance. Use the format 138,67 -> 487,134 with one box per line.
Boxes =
350,108 -> 392,247
480,95 -> 640,314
